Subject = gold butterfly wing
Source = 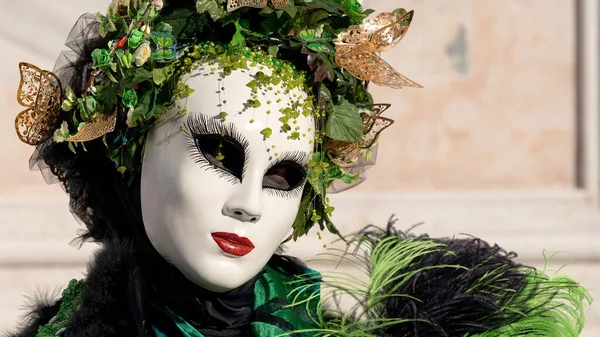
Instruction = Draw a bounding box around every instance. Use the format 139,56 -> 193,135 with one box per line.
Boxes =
327,140 -> 361,168
17,63 -> 42,107
269,0 -> 289,9
360,116 -> 394,149
335,8 -> 422,89
16,63 -> 62,145
15,108 -> 38,145
227,0 -> 289,12
336,43 -> 422,89
336,9 -> 414,48
66,113 -> 117,143
370,9 -> 414,52
228,0 -> 266,12
362,104 -> 391,133
334,43 -> 371,78
367,49 -> 422,89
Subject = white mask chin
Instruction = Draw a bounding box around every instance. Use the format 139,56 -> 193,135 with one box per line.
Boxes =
141,60 -> 315,292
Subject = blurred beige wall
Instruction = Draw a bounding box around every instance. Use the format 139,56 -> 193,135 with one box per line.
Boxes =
1,0 -> 598,335
362,0 -> 575,191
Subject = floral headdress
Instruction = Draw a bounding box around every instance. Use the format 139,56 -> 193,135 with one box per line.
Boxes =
15,0 -> 420,241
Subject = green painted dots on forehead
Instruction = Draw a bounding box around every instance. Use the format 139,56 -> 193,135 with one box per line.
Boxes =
179,42 -> 315,161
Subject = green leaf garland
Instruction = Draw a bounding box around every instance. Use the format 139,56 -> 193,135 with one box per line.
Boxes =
49,0 -> 392,241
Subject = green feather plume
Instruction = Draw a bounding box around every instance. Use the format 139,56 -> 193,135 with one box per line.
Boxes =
284,226 -> 593,337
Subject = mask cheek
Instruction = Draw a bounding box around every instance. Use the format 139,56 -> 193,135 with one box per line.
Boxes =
261,194 -> 302,237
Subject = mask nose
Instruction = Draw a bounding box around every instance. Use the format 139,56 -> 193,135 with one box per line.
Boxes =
226,208 -> 261,223
222,173 -> 263,223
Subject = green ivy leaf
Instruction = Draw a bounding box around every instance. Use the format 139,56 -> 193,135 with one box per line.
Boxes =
196,0 -> 229,21
361,9 -> 375,19
152,65 -> 175,86
259,17 -> 280,34
107,143 -> 121,164
239,19 -> 250,29
124,68 -> 153,85
96,12 -> 117,38
61,100 -> 74,112
132,90 -> 153,122
307,43 -> 330,53
124,141 -> 139,167
341,173 -> 357,184
65,86 -> 77,102
97,86 -> 117,113
325,99 -> 362,142
231,21 -> 245,46
307,9 -> 330,25
154,22 -> 174,34
146,89 -> 160,119
259,5 -> 275,15
284,5 -> 298,18
289,184 -> 313,241
324,163 -> 344,180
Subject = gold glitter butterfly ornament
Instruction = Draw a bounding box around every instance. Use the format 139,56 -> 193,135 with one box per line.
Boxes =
326,8 -> 422,168
15,63 -> 63,146
15,63 -> 117,145
334,8 -> 422,89
227,0 -> 289,12
327,104 -> 394,167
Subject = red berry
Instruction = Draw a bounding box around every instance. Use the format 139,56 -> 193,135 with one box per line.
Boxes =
134,84 -> 139,90
116,36 -> 128,49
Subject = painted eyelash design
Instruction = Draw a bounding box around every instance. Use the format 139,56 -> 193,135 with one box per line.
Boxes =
263,150 -> 309,199
183,113 -> 250,184
184,113 -> 308,199
264,185 -> 305,199
268,150 -> 310,172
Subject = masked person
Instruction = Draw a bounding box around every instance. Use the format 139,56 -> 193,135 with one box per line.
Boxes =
8,1 -> 591,336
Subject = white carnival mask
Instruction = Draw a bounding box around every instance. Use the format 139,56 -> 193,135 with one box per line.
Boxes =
141,59 -> 315,292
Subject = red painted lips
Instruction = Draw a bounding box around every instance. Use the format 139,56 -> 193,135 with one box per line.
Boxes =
211,232 -> 255,257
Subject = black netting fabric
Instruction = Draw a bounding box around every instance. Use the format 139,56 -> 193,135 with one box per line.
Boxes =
28,13 -> 146,245
29,13 -> 103,185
